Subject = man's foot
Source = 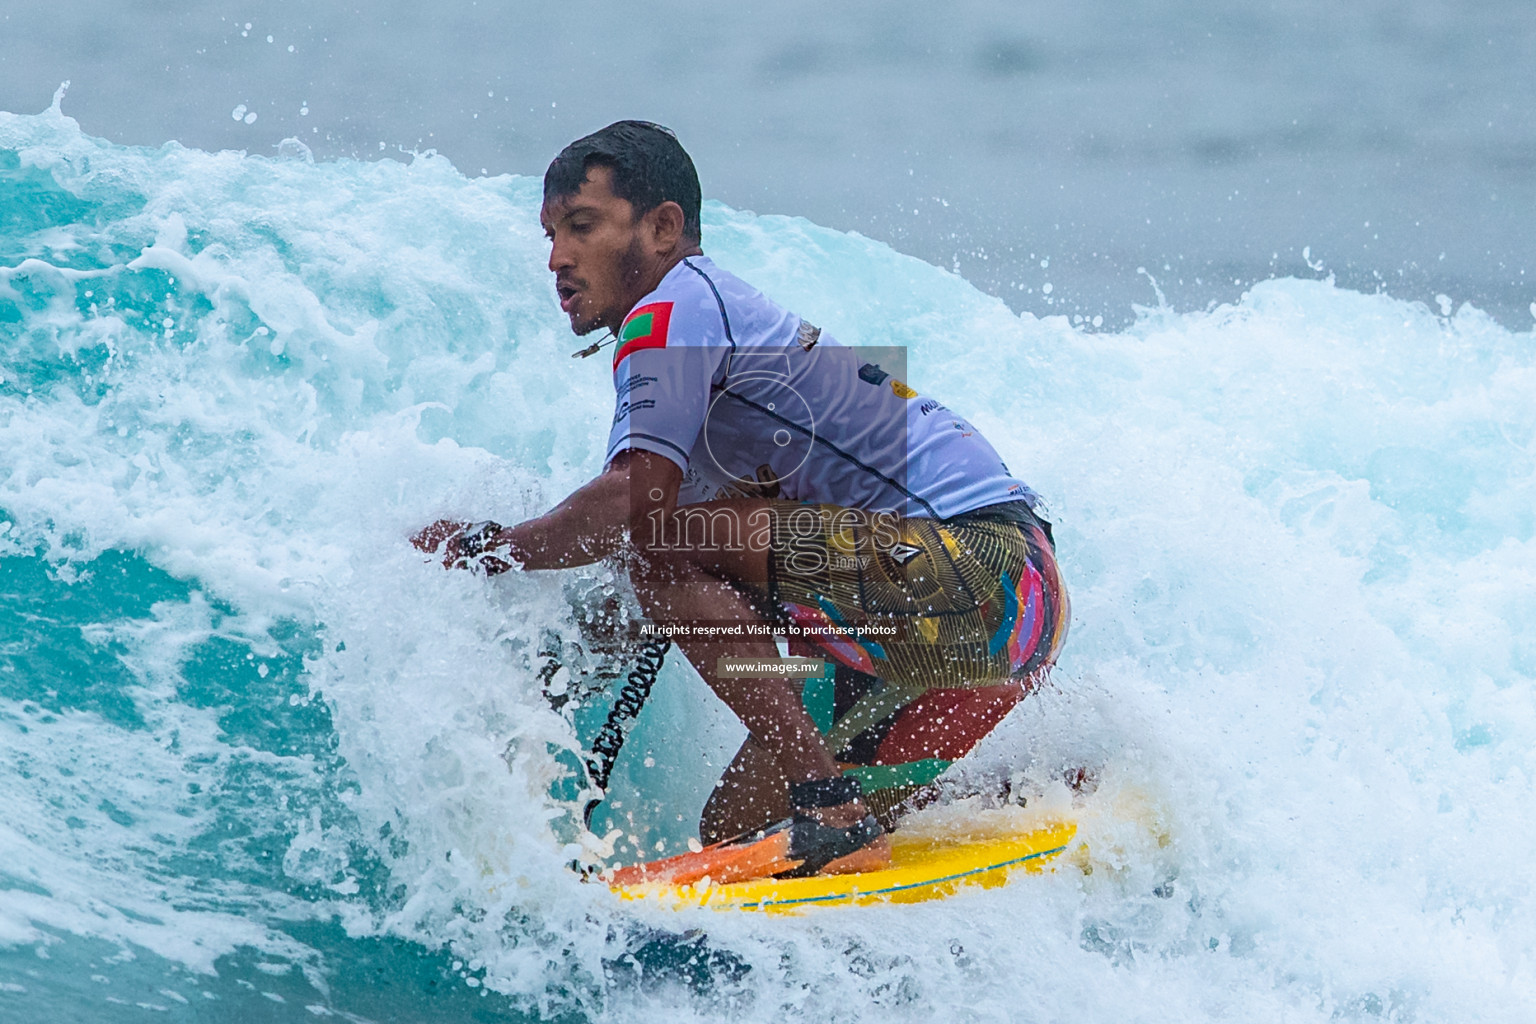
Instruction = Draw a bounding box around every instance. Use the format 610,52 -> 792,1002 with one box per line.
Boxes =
777,776 -> 891,876
776,809 -> 891,877
607,777 -> 890,887
606,811 -> 890,887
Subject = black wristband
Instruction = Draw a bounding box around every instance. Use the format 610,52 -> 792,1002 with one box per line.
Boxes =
789,775 -> 862,809
457,521 -> 502,560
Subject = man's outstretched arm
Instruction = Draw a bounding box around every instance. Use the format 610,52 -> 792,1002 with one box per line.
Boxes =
411,450 -> 682,572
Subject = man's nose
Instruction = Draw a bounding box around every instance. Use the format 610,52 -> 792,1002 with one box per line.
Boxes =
548,235 -> 573,273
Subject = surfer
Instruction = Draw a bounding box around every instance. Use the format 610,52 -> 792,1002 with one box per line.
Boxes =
413,121 -> 1068,881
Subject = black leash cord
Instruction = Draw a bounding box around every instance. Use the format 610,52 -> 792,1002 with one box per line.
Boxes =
582,638 -> 671,826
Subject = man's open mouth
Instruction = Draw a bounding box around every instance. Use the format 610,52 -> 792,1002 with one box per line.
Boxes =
556,279 -> 583,313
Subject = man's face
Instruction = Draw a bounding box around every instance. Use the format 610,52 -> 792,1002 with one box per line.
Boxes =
540,165 -> 648,336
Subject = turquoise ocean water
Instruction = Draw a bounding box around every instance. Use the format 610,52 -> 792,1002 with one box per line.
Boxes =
2,98 -> 1534,1021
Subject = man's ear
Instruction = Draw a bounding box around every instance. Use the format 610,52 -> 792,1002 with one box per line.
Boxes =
647,200 -> 687,254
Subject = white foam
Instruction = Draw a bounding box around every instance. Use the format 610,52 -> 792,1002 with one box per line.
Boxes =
1,109 -> 1533,1020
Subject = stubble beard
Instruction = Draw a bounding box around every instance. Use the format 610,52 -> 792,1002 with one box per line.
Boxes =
612,235 -> 649,328
568,235 -> 650,337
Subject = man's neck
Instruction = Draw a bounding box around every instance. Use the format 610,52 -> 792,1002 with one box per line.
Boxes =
654,245 -> 704,284
621,245 -> 704,323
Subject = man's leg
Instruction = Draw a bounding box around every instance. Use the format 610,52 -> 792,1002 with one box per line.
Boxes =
698,736 -> 788,844
625,499 -> 875,838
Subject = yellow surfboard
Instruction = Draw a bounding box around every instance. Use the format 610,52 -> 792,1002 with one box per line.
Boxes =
611,812 -> 1076,913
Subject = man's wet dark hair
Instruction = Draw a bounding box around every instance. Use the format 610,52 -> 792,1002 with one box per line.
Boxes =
544,121 -> 702,243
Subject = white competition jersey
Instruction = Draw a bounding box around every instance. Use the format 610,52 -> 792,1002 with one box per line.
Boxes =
604,256 -> 1038,519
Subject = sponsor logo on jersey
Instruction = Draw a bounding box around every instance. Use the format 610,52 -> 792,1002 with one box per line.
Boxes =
796,320 -> 822,351
857,363 -> 889,386
742,464 -> 783,499
711,464 -> 784,500
613,301 -> 674,369
612,398 -> 657,425
615,373 -> 658,398
918,399 -> 945,416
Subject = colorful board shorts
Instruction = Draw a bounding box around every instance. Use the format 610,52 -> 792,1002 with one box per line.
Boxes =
757,500 -> 1069,819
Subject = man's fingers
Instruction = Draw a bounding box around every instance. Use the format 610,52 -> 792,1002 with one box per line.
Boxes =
411,519 -> 466,554
441,532 -> 470,569
413,520 -> 512,573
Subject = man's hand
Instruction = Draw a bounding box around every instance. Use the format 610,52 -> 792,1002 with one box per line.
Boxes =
411,519 -> 465,559
411,519 -> 516,573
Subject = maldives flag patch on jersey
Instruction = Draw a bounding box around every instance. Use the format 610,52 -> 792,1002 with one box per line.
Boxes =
613,301 -> 674,369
